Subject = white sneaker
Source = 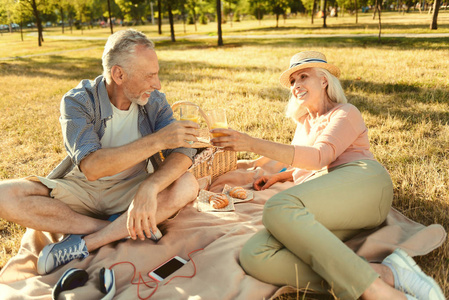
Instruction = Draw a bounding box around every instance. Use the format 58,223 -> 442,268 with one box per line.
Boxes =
382,248 -> 445,300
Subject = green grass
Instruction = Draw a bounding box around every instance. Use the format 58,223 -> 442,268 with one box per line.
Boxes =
0,14 -> 448,299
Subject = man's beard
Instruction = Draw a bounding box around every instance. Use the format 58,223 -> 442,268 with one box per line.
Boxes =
123,86 -> 150,106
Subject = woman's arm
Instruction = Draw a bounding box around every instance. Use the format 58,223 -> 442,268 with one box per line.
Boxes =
210,128 -> 295,166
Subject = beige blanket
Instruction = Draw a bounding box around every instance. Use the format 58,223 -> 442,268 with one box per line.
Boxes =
0,161 -> 446,300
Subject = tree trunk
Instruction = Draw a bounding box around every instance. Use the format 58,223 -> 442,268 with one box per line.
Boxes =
276,13 -> 279,28
312,0 -> 316,24
377,0 -> 382,42
354,0 -> 358,23
158,0 -> 162,35
373,4 -> 378,19
216,0 -> 223,46
323,0 -> 327,27
168,3 -> 175,42
31,0 -> 43,46
60,6 -> 65,34
190,6 -> 197,32
107,0 -> 113,34
430,0 -> 440,29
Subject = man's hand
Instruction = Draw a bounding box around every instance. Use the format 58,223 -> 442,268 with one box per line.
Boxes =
155,121 -> 199,149
127,180 -> 159,240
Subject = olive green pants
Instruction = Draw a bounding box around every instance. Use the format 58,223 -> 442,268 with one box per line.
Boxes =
239,160 -> 393,300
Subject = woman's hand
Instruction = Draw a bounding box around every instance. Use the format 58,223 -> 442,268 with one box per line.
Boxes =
210,128 -> 254,152
253,170 -> 294,191
253,174 -> 282,191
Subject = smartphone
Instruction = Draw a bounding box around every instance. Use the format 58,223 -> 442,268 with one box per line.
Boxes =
148,256 -> 188,282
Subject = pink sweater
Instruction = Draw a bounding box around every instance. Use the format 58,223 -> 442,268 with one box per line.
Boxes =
291,103 -> 375,184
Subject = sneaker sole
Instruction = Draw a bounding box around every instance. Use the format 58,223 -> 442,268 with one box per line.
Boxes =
387,248 -> 445,300
37,242 -> 57,275
37,235 -> 72,275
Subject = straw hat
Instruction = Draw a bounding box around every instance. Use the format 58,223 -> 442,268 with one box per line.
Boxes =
279,51 -> 341,88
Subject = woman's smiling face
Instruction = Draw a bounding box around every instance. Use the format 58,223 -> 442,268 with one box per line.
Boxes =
289,68 -> 328,115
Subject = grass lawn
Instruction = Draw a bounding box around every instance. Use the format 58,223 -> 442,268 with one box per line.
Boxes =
0,12 -> 448,299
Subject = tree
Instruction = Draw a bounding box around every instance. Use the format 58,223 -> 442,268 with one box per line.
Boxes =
323,0 -> 327,27
22,0 -> 45,46
430,0 -> 440,29
248,0 -> 269,22
374,0 -> 382,41
115,0 -> 149,25
167,0 -> 176,42
158,0 -> 162,34
217,0 -> 223,46
106,0 -> 113,33
300,0 -> 316,23
72,0 -> 91,34
48,0 -> 70,34
186,0 -> 198,31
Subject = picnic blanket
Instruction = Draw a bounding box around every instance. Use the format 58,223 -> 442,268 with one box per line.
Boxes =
0,159 -> 446,300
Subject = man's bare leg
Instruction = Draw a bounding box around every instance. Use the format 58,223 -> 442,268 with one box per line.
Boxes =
83,171 -> 199,252
0,179 -> 109,234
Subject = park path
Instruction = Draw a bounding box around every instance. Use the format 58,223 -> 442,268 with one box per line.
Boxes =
1,31 -> 448,61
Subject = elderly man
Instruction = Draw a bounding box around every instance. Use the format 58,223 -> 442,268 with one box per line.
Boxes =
0,29 -> 200,275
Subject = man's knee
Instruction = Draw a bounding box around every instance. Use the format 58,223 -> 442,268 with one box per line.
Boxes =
0,179 -> 49,217
171,172 -> 199,206
173,172 -> 199,202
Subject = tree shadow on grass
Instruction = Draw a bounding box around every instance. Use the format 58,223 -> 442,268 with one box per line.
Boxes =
0,55 -> 102,80
157,36 -> 449,51
231,22 -> 449,33
341,79 -> 449,123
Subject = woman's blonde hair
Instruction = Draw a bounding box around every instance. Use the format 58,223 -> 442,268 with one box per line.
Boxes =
285,68 -> 347,121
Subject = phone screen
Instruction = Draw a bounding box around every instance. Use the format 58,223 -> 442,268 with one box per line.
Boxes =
152,258 -> 186,279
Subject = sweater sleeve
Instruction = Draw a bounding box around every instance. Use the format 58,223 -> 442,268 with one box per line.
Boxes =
292,105 -> 367,170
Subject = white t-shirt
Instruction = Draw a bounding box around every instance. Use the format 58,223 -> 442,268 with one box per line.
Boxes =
100,102 -> 152,180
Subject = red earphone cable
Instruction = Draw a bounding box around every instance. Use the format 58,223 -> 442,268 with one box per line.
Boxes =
109,248 -> 204,299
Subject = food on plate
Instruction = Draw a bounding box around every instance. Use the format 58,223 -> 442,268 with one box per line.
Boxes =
229,186 -> 247,199
208,193 -> 229,209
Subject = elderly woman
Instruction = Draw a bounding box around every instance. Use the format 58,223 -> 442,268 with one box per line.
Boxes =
210,51 -> 444,300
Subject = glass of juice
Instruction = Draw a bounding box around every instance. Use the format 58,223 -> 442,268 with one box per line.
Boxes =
179,104 -> 200,144
180,104 -> 200,123
208,108 -> 228,138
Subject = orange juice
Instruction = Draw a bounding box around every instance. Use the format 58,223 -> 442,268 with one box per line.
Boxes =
211,122 -> 228,137
180,115 -> 200,123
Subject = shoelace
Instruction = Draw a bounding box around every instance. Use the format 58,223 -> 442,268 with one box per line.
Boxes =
54,240 -> 88,267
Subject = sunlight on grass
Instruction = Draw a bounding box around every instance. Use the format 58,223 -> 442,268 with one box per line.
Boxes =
0,24 -> 448,299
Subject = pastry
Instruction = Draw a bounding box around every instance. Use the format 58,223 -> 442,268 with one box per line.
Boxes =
208,193 -> 229,209
229,186 -> 247,199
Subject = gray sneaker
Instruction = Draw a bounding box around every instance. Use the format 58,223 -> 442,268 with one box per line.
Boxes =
37,234 -> 89,275
382,248 -> 445,300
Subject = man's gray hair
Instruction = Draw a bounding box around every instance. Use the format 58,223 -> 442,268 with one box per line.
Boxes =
102,29 -> 155,84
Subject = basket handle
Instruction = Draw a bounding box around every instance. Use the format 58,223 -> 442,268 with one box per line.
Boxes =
171,101 -> 211,128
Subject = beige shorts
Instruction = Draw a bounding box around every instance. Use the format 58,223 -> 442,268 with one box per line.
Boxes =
28,170 -> 150,218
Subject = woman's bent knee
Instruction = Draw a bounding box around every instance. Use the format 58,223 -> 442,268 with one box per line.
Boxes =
262,192 -> 306,231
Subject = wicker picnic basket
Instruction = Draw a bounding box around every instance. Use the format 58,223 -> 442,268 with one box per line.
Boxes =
171,101 -> 237,181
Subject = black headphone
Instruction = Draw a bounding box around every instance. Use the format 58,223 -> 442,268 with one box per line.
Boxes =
52,267 -> 115,300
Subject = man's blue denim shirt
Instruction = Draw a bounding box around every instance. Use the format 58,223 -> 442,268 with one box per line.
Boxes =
47,75 -> 196,179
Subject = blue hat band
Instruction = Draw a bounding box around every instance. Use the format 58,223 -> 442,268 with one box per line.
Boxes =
290,58 -> 327,69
